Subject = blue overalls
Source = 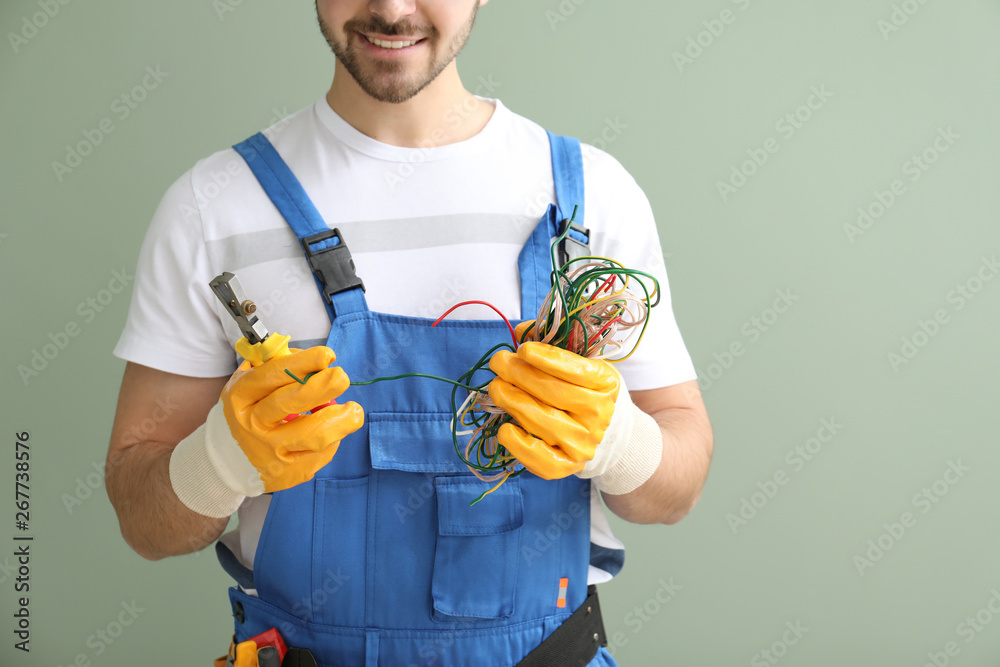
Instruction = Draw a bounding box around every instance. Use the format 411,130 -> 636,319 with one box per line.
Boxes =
224,127 -> 617,667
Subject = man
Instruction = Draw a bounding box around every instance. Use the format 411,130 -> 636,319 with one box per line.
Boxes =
107,1 -> 713,664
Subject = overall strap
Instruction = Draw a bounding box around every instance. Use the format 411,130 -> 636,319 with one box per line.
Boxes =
232,132 -> 368,321
517,132 -> 590,320
548,129 -> 586,226
548,130 -> 590,264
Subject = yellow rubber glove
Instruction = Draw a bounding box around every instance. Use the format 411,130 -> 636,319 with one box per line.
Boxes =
487,341 -> 620,480
488,319 -> 665,493
169,346 -> 364,517
221,346 -> 364,491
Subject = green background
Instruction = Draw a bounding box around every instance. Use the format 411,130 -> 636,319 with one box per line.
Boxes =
2,0 -> 999,665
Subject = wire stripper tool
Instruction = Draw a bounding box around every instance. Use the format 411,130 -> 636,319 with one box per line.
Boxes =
209,271 -> 291,366
209,271 -> 334,421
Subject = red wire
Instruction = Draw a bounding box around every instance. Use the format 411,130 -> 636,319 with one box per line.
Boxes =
594,274 -> 617,296
432,300 -> 518,349
570,278 -> 617,355
594,313 -> 624,341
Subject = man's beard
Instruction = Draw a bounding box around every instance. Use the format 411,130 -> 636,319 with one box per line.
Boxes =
317,4 -> 479,104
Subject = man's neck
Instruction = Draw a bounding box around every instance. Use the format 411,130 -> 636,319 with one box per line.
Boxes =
326,61 -> 494,148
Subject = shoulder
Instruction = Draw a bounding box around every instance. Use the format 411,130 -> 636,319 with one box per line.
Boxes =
178,101 -> 318,206
493,99 -> 648,208
580,141 -> 644,201
577,143 -> 654,246
494,101 -> 637,180
159,102 -> 320,240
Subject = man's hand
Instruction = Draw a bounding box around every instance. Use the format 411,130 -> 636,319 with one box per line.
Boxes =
169,346 -> 363,517
487,342 -> 617,478
487,336 -> 663,494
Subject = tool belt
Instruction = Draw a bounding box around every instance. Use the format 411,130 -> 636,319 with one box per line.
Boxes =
215,585 -> 606,667
516,585 -> 608,667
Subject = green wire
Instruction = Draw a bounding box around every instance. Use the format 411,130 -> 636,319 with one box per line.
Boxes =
548,206 -> 577,344
286,368 -> 482,392
351,373 -> 481,392
285,370 -> 319,384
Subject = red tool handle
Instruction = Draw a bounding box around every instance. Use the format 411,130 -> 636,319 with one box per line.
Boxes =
248,627 -> 287,662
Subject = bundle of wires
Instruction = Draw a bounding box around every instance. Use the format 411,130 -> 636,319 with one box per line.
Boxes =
445,208 -> 662,504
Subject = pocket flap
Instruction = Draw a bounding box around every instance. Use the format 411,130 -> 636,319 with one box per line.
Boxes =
368,411 -> 470,473
435,476 -> 523,536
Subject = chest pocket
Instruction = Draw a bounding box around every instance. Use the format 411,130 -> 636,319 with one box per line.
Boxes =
368,411 -> 469,473
432,476 -> 523,620
368,411 -> 525,621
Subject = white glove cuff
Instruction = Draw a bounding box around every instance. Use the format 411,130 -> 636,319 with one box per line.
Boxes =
576,382 -> 664,495
168,401 -> 262,518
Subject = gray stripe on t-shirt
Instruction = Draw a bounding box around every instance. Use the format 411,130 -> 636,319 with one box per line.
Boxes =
206,212 -> 540,271
290,338 -> 328,350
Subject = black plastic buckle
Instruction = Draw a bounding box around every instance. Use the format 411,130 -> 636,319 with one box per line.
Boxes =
557,218 -> 591,271
300,228 -> 365,304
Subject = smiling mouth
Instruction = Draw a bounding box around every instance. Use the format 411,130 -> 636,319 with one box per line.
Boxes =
360,34 -> 427,49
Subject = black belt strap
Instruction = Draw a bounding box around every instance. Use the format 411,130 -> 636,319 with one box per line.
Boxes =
516,585 -> 607,667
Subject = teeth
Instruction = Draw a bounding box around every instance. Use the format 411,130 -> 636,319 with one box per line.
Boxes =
367,36 -> 419,49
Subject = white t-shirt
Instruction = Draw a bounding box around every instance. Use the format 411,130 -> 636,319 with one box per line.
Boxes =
113,95 -> 698,585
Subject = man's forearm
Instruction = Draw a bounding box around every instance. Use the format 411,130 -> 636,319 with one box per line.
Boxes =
106,441 -> 229,560
601,406 -> 713,525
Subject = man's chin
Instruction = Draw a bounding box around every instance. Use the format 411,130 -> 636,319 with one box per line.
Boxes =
343,61 -> 430,103
358,79 -> 425,104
